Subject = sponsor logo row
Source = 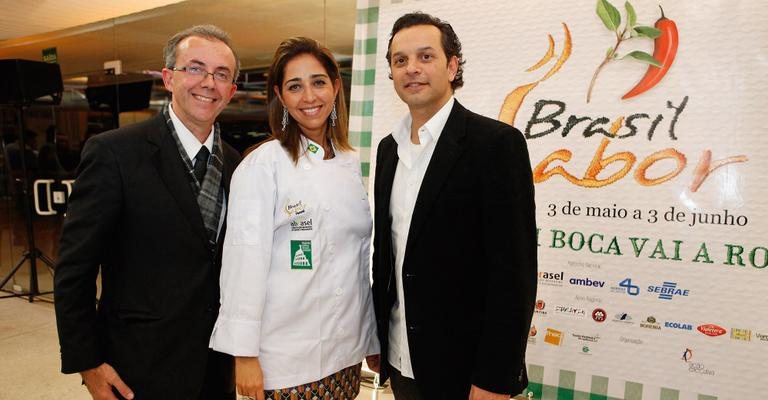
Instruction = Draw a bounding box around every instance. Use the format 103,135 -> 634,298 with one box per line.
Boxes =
533,300 -> 765,341
538,272 -> 690,301
529,326 -> 745,375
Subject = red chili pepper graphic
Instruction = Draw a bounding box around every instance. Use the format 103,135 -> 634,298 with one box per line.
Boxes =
622,6 -> 678,100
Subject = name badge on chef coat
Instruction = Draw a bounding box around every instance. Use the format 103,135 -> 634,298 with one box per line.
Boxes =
291,240 -> 313,270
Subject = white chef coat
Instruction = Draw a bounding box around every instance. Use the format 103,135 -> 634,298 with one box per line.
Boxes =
210,137 -> 380,390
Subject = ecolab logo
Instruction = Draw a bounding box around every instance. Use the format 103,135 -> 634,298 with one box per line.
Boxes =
569,277 -> 605,288
664,321 -> 693,331
647,281 -> 690,300
697,324 -> 726,337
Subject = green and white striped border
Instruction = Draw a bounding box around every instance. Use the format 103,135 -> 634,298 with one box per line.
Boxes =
350,0 -> 380,187
523,364 -> 717,400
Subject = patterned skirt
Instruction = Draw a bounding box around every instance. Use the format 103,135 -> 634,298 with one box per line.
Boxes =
263,363 -> 362,400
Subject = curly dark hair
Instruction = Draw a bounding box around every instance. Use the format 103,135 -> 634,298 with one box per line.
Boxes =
385,12 -> 465,90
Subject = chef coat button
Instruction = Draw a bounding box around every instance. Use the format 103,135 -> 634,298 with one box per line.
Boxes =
335,288 -> 343,296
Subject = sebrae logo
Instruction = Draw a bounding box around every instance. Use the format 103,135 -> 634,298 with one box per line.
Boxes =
497,2 -> 747,191
647,281 -> 689,300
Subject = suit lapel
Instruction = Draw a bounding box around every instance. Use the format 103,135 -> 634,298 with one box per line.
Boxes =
146,115 -> 209,245
405,101 -> 467,254
377,137 -> 399,223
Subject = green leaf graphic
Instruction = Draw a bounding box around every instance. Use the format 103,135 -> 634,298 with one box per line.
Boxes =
596,0 -> 621,31
625,1 -> 637,28
634,26 -> 662,39
606,47 -> 615,57
623,51 -> 662,66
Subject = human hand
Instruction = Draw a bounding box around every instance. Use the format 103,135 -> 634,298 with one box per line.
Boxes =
468,384 -> 510,400
80,363 -> 134,400
235,356 -> 265,400
365,354 -> 381,373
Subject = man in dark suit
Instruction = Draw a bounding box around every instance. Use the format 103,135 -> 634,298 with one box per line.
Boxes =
54,25 -> 241,400
370,12 -> 538,400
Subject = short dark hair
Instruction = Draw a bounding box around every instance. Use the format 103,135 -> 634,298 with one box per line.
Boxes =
386,12 -> 465,90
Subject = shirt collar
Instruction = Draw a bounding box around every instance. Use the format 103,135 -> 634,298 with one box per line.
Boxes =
392,96 -> 455,147
300,135 -> 333,161
168,103 -> 214,161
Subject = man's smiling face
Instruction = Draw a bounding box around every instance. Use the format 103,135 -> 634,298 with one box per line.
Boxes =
162,35 -> 237,138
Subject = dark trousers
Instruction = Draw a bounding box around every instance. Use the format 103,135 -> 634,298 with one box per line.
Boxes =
110,350 -> 234,399
388,363 -> 424,400
199,349 -> 236,400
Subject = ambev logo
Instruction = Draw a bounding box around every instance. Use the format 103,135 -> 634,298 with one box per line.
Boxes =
697,324 -> 726,337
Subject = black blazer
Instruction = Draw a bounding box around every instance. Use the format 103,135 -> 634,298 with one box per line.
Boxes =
372,100 -> 537,398
54,113 -> 240,399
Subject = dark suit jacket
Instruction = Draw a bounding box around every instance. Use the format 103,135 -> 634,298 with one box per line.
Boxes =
54,113 -> 240,399
372,100 -> 537,399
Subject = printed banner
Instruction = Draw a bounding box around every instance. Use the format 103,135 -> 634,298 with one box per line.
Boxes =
354,0 -> 768,399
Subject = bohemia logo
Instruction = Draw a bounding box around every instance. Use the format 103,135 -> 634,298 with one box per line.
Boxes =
647,281 -> 689,300
640,316 -> 661,330
498,1 -> 747,191
697,324 -> 726,337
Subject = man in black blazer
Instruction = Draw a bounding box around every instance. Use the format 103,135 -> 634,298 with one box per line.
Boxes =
370,13 -> 537,400
54,25 -> 241,400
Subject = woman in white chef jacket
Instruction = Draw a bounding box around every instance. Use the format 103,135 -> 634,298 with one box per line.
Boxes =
210,37 -> 380,400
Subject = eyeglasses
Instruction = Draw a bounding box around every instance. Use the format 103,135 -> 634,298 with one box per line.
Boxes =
171,65 -> 234,83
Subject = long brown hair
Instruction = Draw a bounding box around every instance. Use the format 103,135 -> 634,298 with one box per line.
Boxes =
267,37 -> 351,163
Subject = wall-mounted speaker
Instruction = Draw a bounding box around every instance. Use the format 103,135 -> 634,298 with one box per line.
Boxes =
0,59 -> 63,106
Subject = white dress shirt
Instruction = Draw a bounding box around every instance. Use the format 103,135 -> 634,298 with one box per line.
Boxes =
168,104 -> 226,237
210,138 -> 380,390
388,97 -> 454,378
